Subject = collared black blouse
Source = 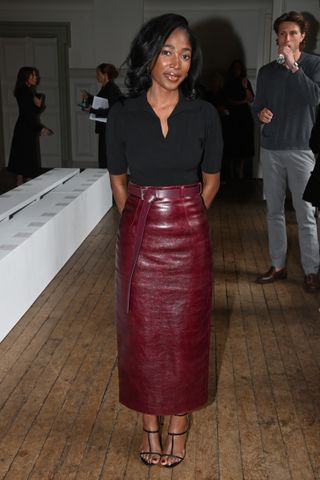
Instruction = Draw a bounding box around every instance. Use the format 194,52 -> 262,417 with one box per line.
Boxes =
106,92 -> 223,186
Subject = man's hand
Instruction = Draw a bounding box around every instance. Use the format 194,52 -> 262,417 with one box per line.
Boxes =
278,46 -> 298,71
258,108 -> 273,124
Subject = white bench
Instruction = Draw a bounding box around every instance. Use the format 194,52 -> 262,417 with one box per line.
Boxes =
0,168 -> 80,223
0,168 -> 112,342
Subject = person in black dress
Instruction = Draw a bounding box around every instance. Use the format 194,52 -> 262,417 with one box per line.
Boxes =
7,67 -> 52,186
106,14 -> 222,468
81,63 -> 122,168
223,59 -> 255,179
206,72 -> 230,181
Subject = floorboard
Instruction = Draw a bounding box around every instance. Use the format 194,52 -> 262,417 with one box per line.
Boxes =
1,178 -> 319,480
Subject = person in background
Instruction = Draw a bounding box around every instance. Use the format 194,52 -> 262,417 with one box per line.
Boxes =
7,67 -> 52,186
223,59 -> 255,179
81,63 -> 122,168
206,71 -> 228,116
253,11 -> 320,292
106,13 -> 222,468
206,72 -> 229,181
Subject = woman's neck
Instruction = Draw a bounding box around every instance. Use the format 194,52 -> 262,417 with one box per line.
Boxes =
147,86 -> 179,109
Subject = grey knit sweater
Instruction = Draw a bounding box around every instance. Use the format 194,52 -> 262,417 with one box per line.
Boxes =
252,51 -> 320,150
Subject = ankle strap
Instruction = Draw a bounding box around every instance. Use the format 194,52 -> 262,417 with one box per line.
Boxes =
168,429 -> 188,436
143,427 -> 159,434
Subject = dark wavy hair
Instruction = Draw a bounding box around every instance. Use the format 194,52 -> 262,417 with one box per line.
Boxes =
273,11 -> 309,50
124,13 -> 202,99
97,63 -> 119,81
13,66 -> 36,96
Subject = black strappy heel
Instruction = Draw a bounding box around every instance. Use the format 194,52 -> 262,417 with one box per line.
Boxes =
161,413 -> 190,468
139,417 -> 162,466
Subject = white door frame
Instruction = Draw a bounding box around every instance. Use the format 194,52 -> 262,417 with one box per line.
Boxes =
0,21 -> 72,169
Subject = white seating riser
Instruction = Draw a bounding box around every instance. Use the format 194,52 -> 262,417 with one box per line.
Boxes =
0,169 -> 112,342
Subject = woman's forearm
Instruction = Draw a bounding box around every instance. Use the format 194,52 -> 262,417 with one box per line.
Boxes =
201,172 -> 220,209
110,174 -> 128,214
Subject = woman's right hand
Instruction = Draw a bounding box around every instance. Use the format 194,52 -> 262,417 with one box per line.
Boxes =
41,127 -> 54,136
33,96 -> 43,108
80,89 -> 89,101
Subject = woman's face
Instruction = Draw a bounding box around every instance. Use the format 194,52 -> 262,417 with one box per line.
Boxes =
26,71 -> 38,87
96,69 -> 108,84
150,28 -> 192,92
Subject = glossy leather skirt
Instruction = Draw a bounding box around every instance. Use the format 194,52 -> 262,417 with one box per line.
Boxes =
115,182 -> 213,415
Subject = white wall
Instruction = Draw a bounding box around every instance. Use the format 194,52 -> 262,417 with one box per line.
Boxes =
0,2 -> 95,67
0,0 -> 145,69
0,0 -> 319,171
0,0 -> 318,84
144,1 -> 273,85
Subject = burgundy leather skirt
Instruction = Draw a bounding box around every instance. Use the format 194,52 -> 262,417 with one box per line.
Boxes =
115,182 -> 213,415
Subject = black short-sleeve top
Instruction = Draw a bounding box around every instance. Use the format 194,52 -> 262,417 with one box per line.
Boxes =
106,92 -> 223,186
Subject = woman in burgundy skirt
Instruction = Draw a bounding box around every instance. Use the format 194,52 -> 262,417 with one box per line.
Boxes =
106,13 -> 222,468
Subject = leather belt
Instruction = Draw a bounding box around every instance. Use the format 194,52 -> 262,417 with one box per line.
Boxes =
128,182 -> 201,200
125,182 -> 202,313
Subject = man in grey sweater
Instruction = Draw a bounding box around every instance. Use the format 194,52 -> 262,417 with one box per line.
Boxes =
253,11 -> 320,292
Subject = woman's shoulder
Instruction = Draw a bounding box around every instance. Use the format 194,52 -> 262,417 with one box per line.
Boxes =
16,84 -> 31,97
107,95 -> 139,121
106,81 -> 122,94
194,96 -> 215,107
193,97 -> 220,116
16,85 -> 35,105
110,94 -> 145,112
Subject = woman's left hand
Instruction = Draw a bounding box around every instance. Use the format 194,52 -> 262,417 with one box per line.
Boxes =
41,127 -> 54,136
202,172 -> 220,209
110,174 -> 128,214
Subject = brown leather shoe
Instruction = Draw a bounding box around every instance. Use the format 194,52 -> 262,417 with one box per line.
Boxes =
304,273 -> 320,293
256,266 -> 287,284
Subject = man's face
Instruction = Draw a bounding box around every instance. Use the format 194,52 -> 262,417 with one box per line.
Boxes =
277,21 -> 305,54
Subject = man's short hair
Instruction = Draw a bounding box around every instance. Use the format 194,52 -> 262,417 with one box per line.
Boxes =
273,11 -> 309,49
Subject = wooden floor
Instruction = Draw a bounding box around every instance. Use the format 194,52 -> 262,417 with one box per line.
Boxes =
0,179 -> 320,480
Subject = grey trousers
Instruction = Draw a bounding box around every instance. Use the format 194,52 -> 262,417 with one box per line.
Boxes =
261,148 -> 319,275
